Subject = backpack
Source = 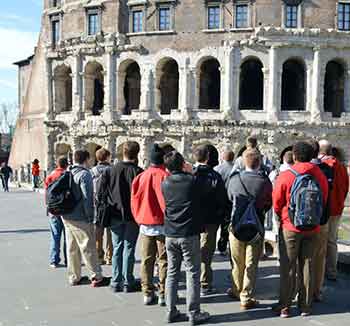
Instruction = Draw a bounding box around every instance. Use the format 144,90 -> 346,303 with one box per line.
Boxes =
318,162 -> 334,225
231,174 -> 265,244
47,171 -> 79,215
288,168 -> 323,230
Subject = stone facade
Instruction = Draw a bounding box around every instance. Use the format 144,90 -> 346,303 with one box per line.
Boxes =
10,0 -> 350,172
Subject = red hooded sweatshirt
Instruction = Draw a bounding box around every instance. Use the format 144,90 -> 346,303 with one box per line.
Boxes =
131,165 -> 170,226
44,167 -> 66,189
32,163 -> 40,177
320,155 -> 349,217
273,162 -> 328,234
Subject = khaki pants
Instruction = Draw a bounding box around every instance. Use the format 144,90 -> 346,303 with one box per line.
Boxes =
279,229 -> 315,312
63,219 -> 102,284
313,223 -> 329,297
229,232 -> 263,304
200,224 -> 219,289
95,226 -> 113,264
140,234 -> 167,296
326,216 -> 341,279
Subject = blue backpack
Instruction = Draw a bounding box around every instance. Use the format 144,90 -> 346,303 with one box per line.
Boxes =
288,168 -> 323,230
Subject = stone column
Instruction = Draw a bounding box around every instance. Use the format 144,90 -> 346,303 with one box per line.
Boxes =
267,45 -> 279,121
262,67 -> 269,112
311,47 -> 322,122
72,52 -> 83,120
306,63 -> 313,114
231,45 -> 241,120
179,62 -> 192,120
140,65 -> 155,119
222,47 -> 234,119
102,50 -> 116,122
46,58 -> 54,120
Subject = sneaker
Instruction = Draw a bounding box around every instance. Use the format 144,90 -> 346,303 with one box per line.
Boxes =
226,288 -> 239,301
124,280 -> 142,293
69,276 -> 90,286
280,308 -> 291,318
91,277 -> 110,288
49,263 -> 58,269
110,284 -> 123,293
189,311 -> 210,326
105,260 -> 112,265
301,311 -> 311,317
143,294 -> 157,305
200,287 -> 216,297
240,299 -> 259,310
166,309 -> 181,323
158,295 -> 166,307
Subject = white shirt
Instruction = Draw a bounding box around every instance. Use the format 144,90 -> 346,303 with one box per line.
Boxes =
140,224 -> 164,236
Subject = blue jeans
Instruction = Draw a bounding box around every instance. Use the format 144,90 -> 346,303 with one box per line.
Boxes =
49,216 -> 67,265
110,220 -> 139,287
33,175 -> 39,188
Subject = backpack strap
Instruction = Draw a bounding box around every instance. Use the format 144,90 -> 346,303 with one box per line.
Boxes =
288,167 -> 300,177
238,173 -> 255,200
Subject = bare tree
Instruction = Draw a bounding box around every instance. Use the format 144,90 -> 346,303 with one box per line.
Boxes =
0,102 -> 18,134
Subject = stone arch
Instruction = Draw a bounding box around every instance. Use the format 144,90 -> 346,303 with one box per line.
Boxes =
198,57 -> 220,110
239,58 -> 264,110
281,58 -> 306,111
324,59 -> 346,118
53,64 -> 72,113
86,142 -> 102,166
156,57 -> 179,114
84,61 -> 104,116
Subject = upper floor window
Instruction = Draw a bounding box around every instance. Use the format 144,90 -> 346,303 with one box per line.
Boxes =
159,7 -> 171,31
208,6 -> 220,29
52,0 -> 61,7
286,5 -> 298,28
338,3 -> 350,31
51,19 -> 60,46
88,12 -> 99,35
235,4 -> 249,28
133,10 -> 143,32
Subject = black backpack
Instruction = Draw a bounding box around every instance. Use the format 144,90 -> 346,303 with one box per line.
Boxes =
47,171 -> 79,215
93,168 -> 112,227
318,162 -> 334,225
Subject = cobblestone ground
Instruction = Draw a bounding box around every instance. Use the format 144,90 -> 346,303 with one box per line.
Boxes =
0,189 -> 350,326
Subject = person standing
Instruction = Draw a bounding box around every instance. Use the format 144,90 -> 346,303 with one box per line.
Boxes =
273,141 -> 328,317
131,144 -> 169,305
162,151 -> 210,325
32,159 -> 40,189
227,148 -> 272,310
0,162 -> 13,192
318,140 -> 349,282
62,150 -> 107,287
193,145 -> 227,296
102,141 -> 143,293
91,148 -> 113,265
44,156 -> 68,268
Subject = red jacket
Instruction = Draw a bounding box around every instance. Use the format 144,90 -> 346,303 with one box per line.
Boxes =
131,165 -> 170,226
32,163 -> 40,177
273,162 -> 328,234
44,168 -> 66,189
320,155 -> 349,217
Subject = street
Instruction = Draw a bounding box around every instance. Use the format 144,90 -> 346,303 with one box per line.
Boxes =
0,189 -> 350,326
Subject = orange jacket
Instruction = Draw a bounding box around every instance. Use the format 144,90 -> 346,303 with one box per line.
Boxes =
131,165 -> 170,226
320,155 -> 349,217
32,163 -> 40,176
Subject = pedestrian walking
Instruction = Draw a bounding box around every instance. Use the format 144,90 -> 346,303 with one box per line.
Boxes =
32,159 -> 40,189
0,161 -> 13,192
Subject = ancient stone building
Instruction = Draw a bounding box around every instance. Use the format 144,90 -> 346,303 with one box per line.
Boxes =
10,0 -> 350,171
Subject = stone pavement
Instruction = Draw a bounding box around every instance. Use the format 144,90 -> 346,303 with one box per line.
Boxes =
0,189 -> 349,326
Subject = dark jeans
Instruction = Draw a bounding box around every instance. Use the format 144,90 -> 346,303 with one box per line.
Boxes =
166,235 -> 201,316
110,220 -> 139,287
49,216 -> 67,265
33,175 -> 39,188
1,176 -> 9,192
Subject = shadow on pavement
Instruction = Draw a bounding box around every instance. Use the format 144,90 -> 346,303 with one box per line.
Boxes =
0,228 -> 50,234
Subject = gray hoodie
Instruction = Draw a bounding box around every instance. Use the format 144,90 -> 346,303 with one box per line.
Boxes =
62,165 -> 94,223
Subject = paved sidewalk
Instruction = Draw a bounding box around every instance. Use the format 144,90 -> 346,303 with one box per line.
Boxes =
0,189 -> 349,326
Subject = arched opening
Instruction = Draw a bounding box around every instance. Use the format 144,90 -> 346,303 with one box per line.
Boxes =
123,61 -> 141,115
86,143 -> 102,166
55,143 -> 72,164
199,58 -> 220,110
54,65 -> 72,113
156,58 -> 179,114
85,62 -> 104,116
324,60 -> 345,118
281,59 -> 306,111
239,59 -> 264,110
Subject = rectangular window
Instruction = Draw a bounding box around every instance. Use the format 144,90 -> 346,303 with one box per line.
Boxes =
338,3 -> 350,31
159,7 -> 171,31
88,13 -> 99,35
208,6 -> 220,29
286,5 -> 298,28
52,0 -> 61,7
52,20 -> 60,46
132,10 -> 143,33
235,4 -> 248,28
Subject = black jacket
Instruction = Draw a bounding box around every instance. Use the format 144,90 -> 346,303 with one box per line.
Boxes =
102,161 -> 143,222
193,164 -> 228,225
162,171 -> 201,237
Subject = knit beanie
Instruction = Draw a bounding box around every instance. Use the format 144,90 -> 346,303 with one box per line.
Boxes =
150,144 -> 165,165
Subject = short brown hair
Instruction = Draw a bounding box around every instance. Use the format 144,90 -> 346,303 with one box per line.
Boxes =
193,145 -> 209,163
123,141 -> 140,160
243,148 -> 261,170
283,151 -> 294,165
95,148 -> 111,162
74,150 -> 90,164
246,136 -> 258,149
57,156 -> 69,169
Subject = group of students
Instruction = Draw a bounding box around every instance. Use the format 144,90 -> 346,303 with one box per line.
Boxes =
44,136 -> 348,325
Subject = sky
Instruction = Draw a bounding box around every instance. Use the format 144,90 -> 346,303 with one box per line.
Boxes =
0,0 -> 42,104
